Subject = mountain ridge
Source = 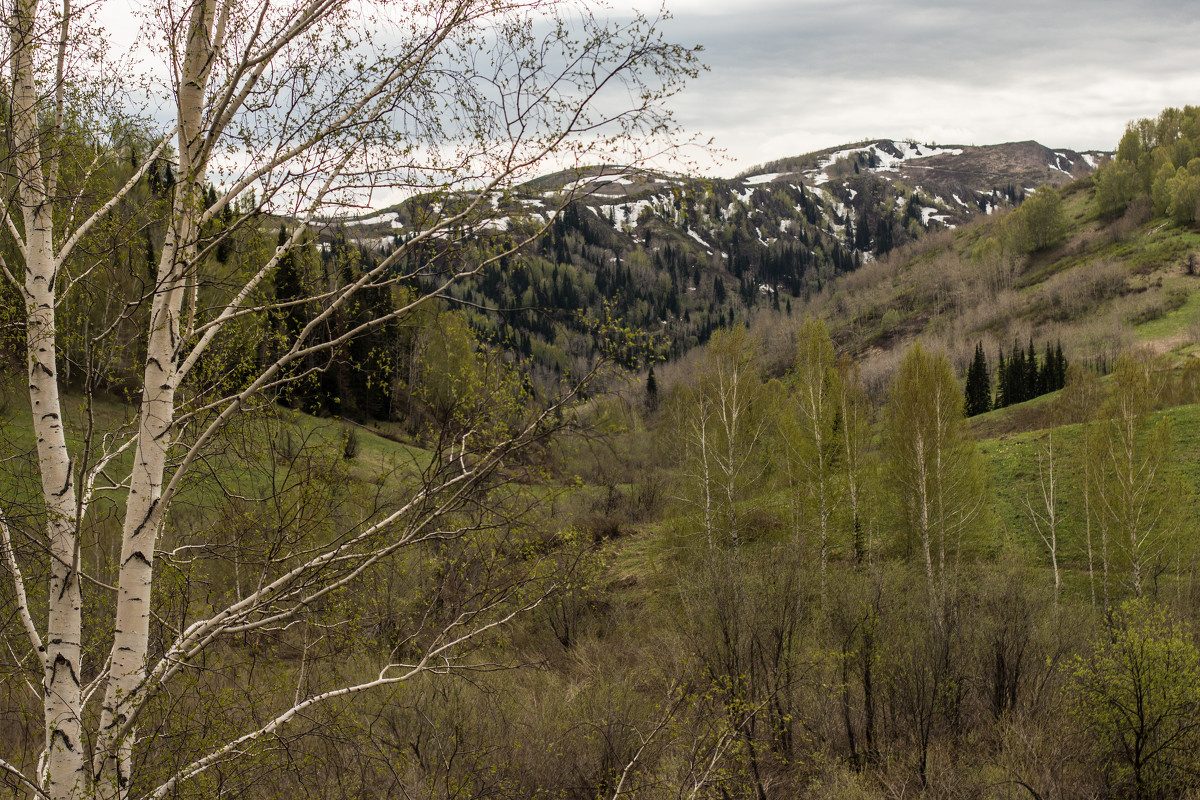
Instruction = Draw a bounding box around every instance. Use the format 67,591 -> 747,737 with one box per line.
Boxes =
325,138 -> 1109,375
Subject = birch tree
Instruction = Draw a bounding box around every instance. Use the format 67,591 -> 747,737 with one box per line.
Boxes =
779,317 -> 841,602
667,326 -> 770,553
1059,363 -> 1103,608
0,0 -> 698,797
1092,353 -> 1177,599
835,355 -> 872,567
1022,425 -> 1061,608
882,343 -> 984,624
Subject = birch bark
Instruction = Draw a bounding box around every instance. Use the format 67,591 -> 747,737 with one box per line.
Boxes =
10,0 -> 86,794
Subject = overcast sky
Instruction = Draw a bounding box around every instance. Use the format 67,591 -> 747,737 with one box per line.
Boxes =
637,0 -> 1200,176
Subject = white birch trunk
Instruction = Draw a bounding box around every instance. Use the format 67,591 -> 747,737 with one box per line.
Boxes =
94,4 -> 212,795
26,198 -> 87,800
11,0 -> 86,794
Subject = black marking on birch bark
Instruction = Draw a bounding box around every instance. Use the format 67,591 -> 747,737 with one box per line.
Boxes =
52,652 -> 80,686
130,499 -> 161,539
49,729 -> 76,751
147,357 -> 162,371
41,413 -> 59,421
123,550 -> 152,569
53,472 -> 73,497
34,362 -> 53,377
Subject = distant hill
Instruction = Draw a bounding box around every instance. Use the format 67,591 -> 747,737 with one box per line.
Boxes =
326,139 -> 1108,375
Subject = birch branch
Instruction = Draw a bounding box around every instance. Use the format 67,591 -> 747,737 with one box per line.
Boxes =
0,756 -> 47,800
0,511 -> 45,667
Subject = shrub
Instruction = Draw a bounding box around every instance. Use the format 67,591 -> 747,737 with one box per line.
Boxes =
1068,602 -> 1200,799
342,427 -> 360,460
1005,187 -> 1067,253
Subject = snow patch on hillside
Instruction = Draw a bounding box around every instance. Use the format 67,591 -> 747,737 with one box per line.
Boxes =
921,207 -> 955,227
345,211 -> 400,227
815,140 -> 965,179
686,229 -> 712,253
610,198 -> 656,232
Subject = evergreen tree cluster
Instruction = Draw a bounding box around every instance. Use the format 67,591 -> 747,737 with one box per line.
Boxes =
994,339 -> 1067,409
273,230 -> 398,422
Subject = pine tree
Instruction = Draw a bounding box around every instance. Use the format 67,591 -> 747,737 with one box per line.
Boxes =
645,366 -> 659,413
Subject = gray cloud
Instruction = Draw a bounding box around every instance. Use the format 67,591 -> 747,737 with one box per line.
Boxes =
644,0 -> 1200,173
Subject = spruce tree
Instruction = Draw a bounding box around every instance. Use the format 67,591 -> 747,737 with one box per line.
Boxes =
995,347 -> 1009,409
1040,341 -> 1055,395
1025,338 -> 1039,400
964,342 -> 991,417
1054,341 -> 1067,390
274,226 -> 305,361
1008,344 -> 1027,405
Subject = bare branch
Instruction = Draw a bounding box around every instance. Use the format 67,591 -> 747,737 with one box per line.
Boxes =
0,512 -> 45,666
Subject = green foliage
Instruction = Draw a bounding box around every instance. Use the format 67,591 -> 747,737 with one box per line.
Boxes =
663,326 -> 771,551
412,311 -> 527,444
1167,169 -> 1200,224
1004,186 -> 1068,253
1094,159 -> 1141,219
778,317 -> 842,587
1151,162 -> 1178,217
1104,105 -> 1200,228
1069,601 -> 1200,799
